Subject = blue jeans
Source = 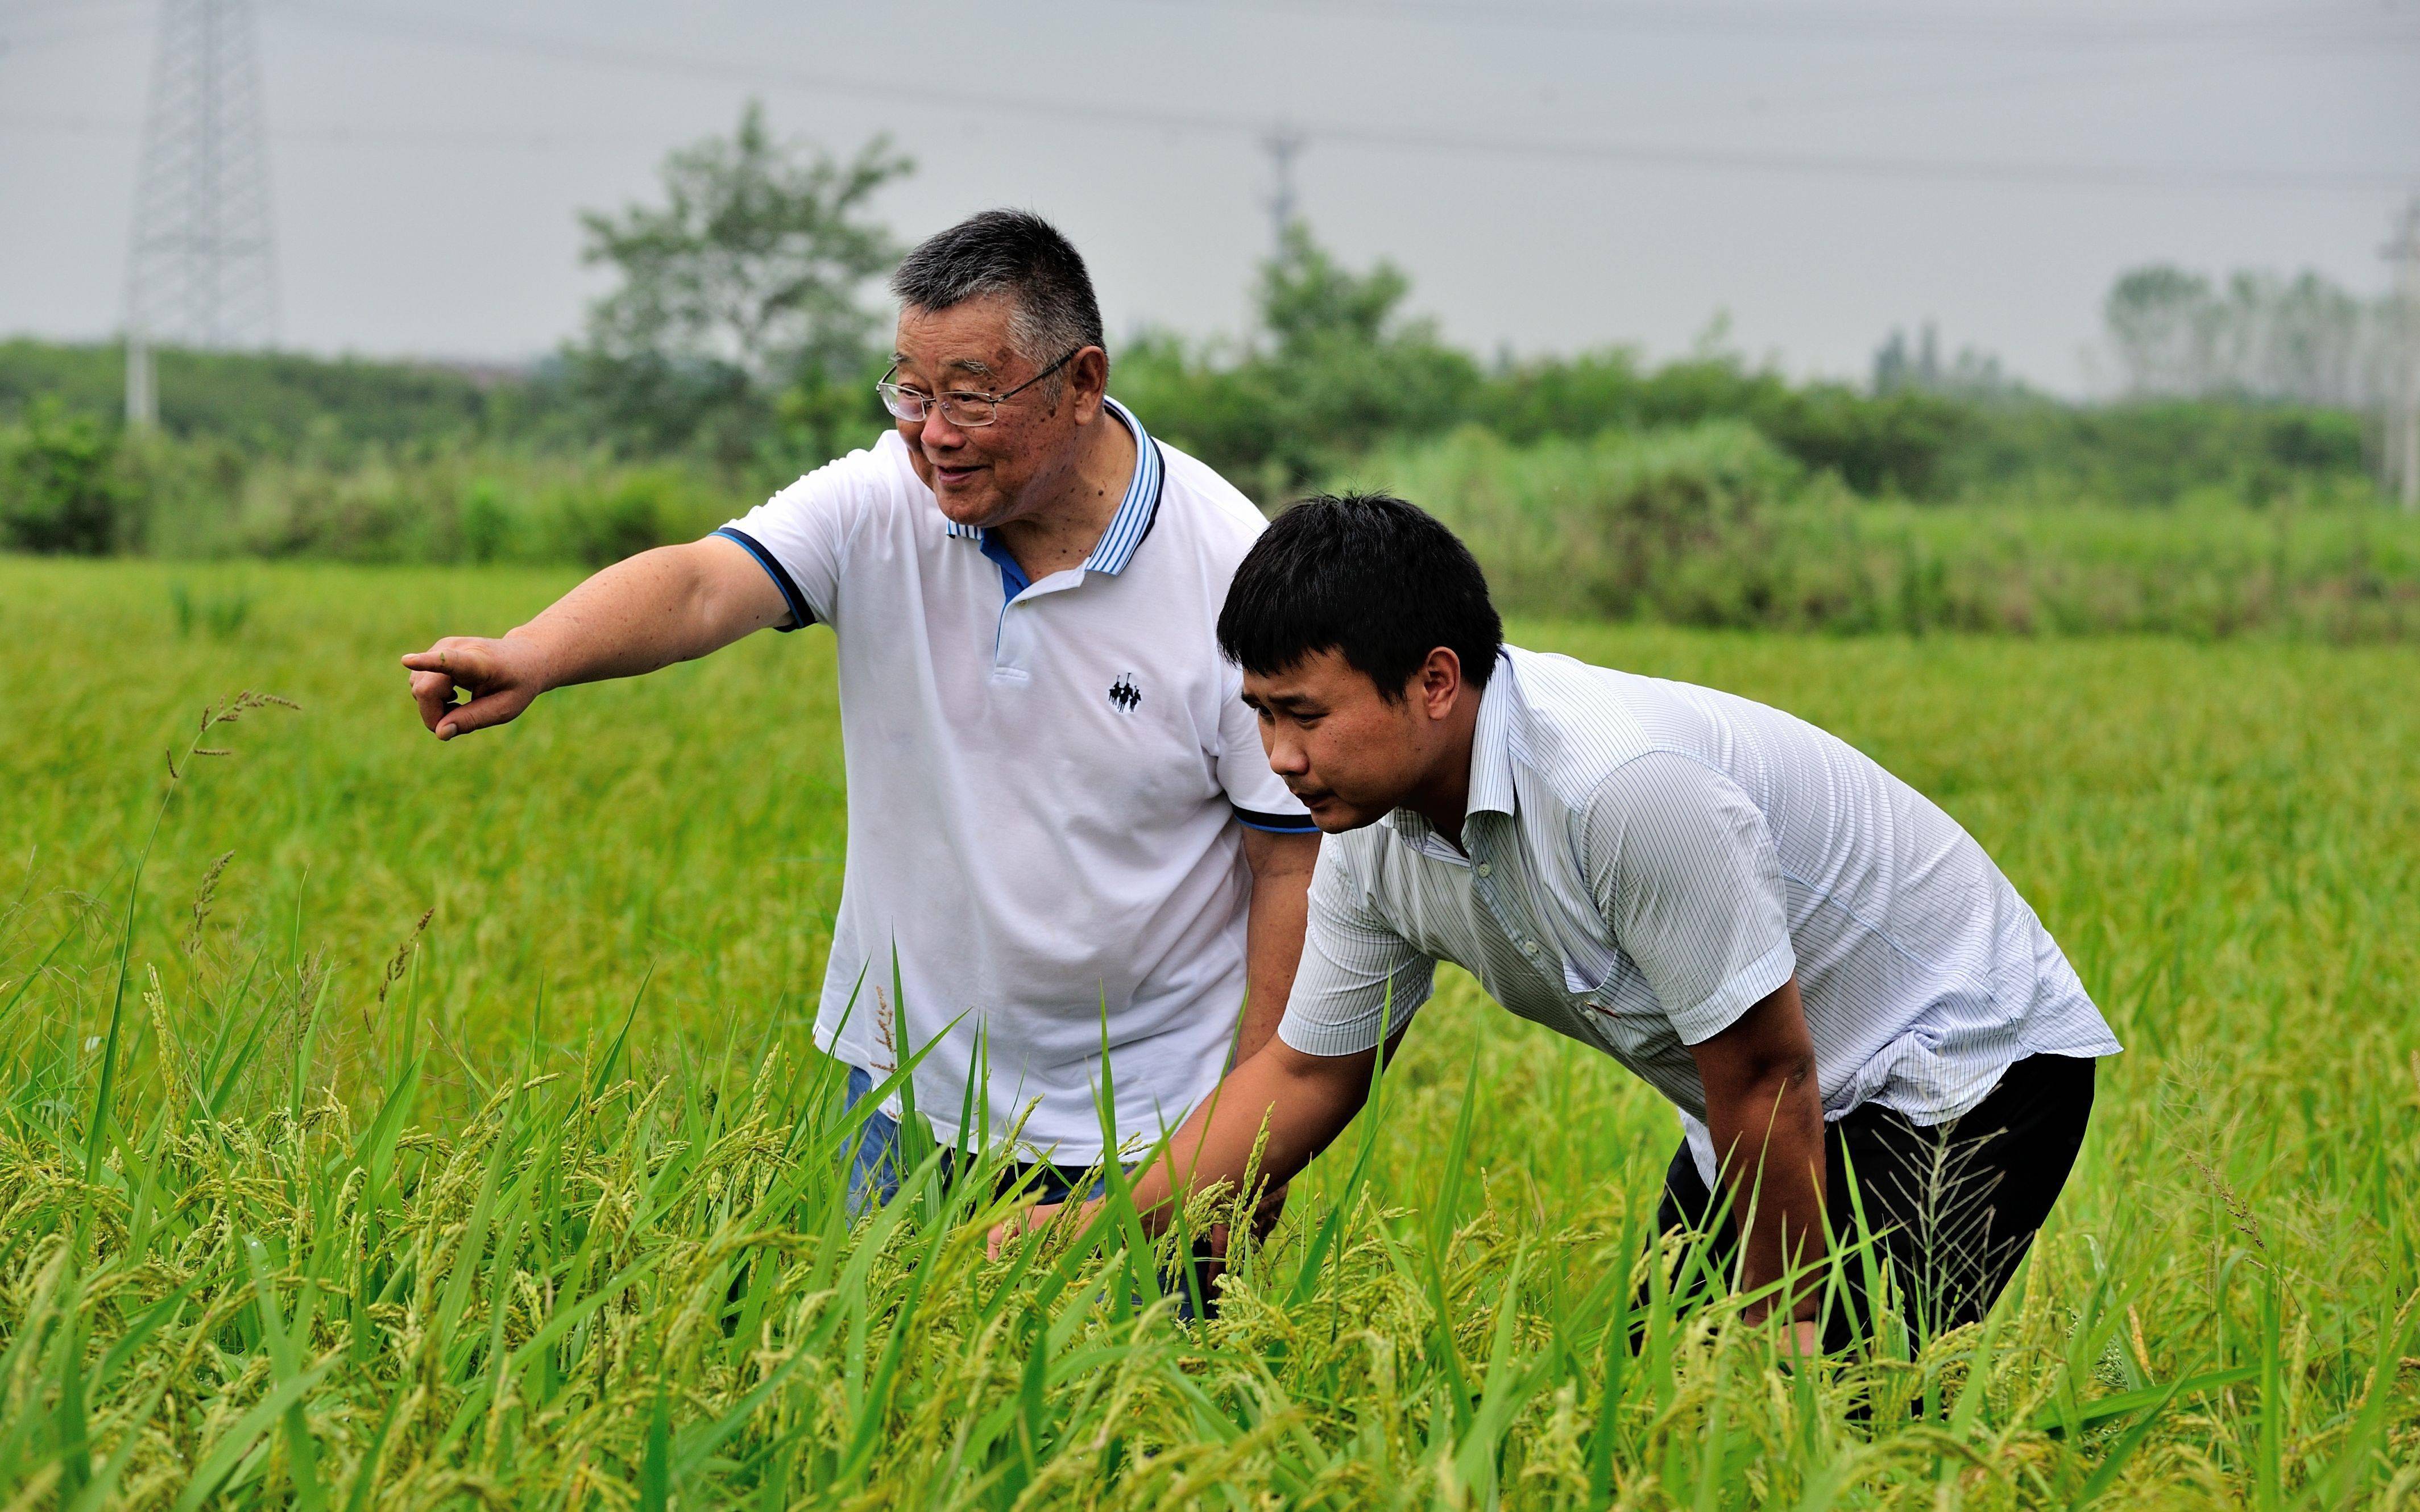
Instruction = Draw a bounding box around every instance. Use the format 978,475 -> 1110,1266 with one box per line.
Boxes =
839,1065 -> 1218,1320
841,1064 -> 1107,1217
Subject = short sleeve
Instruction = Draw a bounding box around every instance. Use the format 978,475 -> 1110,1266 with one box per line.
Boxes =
716,445 -> 886,633
1581,752 -> 1795,1045
1216,665 -> 1317,833
1277,840 -> 1436,1056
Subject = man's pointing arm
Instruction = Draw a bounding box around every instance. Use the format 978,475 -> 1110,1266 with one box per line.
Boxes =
401,534 -> 790,740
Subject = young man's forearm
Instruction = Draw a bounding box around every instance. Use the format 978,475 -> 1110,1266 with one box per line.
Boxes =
1706,1073 -> 1829,1328
1127,1040 -> 1371,1232
1690,978 -> 1829,1337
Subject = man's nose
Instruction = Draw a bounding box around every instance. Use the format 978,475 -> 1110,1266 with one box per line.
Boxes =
915,408 -> 968,452
1265,729 -> 1310,776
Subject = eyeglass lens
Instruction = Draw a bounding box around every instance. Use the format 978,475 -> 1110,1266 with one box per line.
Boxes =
882,388 -> 995,426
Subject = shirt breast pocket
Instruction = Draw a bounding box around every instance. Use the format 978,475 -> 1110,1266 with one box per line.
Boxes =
1560,945 -> 1615,1000
1566,949 -> 1657,1025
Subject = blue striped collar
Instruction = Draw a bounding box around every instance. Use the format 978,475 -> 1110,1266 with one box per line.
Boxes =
943,396 -> 1162,576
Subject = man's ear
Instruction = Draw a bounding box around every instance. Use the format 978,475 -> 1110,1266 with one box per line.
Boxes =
1416,647 -> 1464,721
1067,346 -> 1109,423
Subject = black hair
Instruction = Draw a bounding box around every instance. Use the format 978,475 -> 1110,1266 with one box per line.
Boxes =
1217,492 -> 1503,699
889,209 -> 1105,363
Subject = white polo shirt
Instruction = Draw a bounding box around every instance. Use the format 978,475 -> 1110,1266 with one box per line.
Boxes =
718,399 -> 1315,1165
1280,647 -> 2119,1184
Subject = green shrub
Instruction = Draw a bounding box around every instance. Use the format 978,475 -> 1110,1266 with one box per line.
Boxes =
167,575 -> 256,638
546,466 -> 727,566
1339,421 -> 1801,621
459,476 -> 514,563
0,338 -> 531,459
0,400 -> 139,554
91,439 -> 747,567
1331,427 -> 2420,639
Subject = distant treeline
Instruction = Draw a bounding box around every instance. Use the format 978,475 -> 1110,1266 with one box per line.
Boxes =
2,315 -> 2405,640
0,315 -> 2378,544
0,339 -> 567,460
1382,423 -> 2420,643
2,107 -> 2408,638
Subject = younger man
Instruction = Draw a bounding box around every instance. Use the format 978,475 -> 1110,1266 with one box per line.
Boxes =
1059,493 -> 2119,1351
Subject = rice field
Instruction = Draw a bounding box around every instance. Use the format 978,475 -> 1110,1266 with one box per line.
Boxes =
2,555 -> 2417,1509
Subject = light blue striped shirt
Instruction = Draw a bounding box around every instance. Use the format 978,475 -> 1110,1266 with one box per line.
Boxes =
1278,647 -> 2120,1182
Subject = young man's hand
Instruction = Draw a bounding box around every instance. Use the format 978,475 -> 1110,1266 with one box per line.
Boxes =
984,1039 -> 1375,1263
986,1198 -> 1101,1259
1784,1318 -> 1824,1361
1211,1179 -> 1290,1250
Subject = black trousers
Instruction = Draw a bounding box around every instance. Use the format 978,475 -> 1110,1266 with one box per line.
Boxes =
1651,1052 -> 2098,1353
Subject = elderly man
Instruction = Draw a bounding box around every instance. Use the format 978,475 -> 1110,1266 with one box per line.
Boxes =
403,210 -> 1319,1214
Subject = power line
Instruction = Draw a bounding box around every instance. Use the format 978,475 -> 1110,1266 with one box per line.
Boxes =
3,110 -> 670,153
9,97 -> 2406,197
1303,121 -> 2416,195
1120,0 -> 2420,48
0,15 -> 147,55
249,6 -> 2417,197
1678,51 -> 2363,123
7,6 -> 2409,194
0,0 -> 148,19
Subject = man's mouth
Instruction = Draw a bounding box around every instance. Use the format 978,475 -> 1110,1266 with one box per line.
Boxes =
931,462 -> 983,488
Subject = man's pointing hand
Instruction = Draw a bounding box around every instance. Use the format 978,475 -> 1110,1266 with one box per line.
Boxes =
401,635 -> 548,740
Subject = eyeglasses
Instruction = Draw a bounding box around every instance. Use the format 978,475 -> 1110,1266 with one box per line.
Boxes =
876,348 -> 1080,429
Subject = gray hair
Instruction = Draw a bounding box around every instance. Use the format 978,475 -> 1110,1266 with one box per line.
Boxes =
890,210 -> 1105,378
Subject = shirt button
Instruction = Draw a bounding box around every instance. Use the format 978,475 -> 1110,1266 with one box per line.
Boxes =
1476,862 -> 1491,877
1521,939 -> 1539,956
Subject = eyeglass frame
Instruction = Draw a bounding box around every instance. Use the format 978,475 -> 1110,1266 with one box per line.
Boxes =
876,347 -> 1084,429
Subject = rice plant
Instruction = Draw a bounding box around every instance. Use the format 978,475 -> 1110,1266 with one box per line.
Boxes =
2,558 -> 2416,1506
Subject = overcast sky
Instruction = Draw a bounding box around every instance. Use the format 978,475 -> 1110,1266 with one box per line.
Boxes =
3,0 -> 2416,393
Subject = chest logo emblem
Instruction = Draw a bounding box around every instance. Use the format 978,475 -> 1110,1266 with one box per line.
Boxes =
1108,673 -> 1142,713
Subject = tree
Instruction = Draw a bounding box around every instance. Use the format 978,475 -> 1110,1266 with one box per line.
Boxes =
1872,321 -> 2015,400
1250,223 -> 1477,484
573,102 -> 910,467
2104,265 -> 2218,397
1257,222 -> 1416,359
1115,223 -> 1481,496
0,400 -> 136,554
2236,271 -> 2368,408
2101,263 -> 2386,406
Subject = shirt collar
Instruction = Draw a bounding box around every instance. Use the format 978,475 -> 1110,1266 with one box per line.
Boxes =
943,397 -> 1162,576
1385,651 -> 1519,844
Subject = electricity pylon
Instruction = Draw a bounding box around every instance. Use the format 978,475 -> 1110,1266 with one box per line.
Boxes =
124,0 -> 278,427
2385,198 -> 2420,512
1262,124 -> 1304,257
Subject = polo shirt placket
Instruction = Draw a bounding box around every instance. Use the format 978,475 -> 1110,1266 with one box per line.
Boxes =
1381,704 -> 1596,1048
951,408 -> 1163,683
